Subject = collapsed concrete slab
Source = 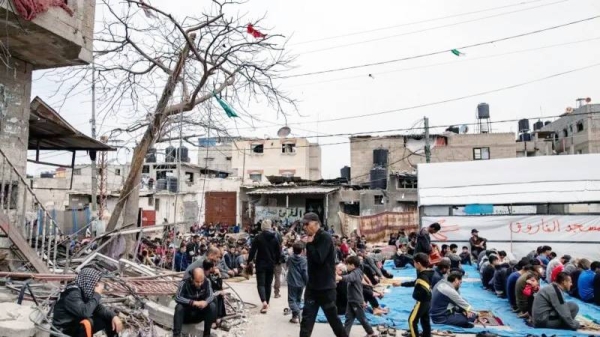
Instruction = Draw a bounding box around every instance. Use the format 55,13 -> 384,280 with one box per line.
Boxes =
145,301 -> 208,336
0,303 -> 37,337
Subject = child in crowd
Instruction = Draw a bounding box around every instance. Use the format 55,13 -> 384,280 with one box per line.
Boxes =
402,253 -> 434,337
286,242 -> 308,324
459,246 -> 472,266
521,273 -> 540,318
336,256 -> 378,337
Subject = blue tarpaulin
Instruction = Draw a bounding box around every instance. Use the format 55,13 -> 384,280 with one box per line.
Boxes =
317,262 -> 600,337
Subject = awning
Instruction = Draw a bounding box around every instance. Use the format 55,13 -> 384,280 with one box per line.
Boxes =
29,97 -> 114,151
247,186 -> 339,195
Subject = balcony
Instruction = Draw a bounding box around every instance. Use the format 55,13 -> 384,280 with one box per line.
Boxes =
0,0 -> 94,69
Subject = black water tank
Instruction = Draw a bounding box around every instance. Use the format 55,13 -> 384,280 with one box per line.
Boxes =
40,172 -> 55,178
177,147 -> 190,163
165,146 -> 176,162
167,177 -> 178,193
477,103 -> 490,119
373,149 -> 388,167
146,148 -> 157,163
156,179 -> 167,190
544,121 -> 551,126
370,167 -> 387,190
518,119 -> 530,132
340,166 -> 351,180
446,126 -> 459,134
518,133 -> 532,142
533,120 -> 544,131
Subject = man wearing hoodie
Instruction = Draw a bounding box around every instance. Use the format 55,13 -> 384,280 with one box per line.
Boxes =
248,219 -> 281,314
287,241 -> 308,324
401,253 -> 434,337
430,272 -> 477,328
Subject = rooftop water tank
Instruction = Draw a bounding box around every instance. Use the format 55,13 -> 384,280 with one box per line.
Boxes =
518,119 -> 530,133
340,166 -> 351,181
167,177 -> 178,193
156,179 -> 167,190
518,133 -> 532,142
145,148 -> 157,163
477,103 -> 490,119
544,121 -> 551,126
177,146 -> 190,163
373,149 -> 388,167
533,120 -> 544,131
369,167 -> 387,190
165,146 -> 176,162
445,126 -> 459,134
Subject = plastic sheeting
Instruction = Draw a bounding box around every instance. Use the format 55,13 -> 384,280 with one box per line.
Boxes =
418,154 -> 600,206
317,262 -> 600,337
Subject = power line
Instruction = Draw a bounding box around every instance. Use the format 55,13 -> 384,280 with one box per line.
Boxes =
291,0 -> 547,45
278,61 -> 600,124
281,15 -> 600,79
299,0 -> 568,55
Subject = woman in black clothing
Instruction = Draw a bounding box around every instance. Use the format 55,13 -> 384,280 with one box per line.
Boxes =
248,219 -> 281,313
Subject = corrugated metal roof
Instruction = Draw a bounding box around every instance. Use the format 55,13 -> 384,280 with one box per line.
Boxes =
418,154 -> 600,206
247,186 -> 339,195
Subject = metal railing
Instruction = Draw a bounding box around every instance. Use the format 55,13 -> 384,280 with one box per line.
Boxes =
0,147 -> 60,272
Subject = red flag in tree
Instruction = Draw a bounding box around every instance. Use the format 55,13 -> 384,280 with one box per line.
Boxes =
247,24 -> 266,38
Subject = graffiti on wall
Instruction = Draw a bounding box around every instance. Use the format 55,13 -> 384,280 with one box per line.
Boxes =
255,206 -> 305,224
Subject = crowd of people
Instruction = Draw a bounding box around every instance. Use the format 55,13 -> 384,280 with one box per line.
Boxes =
51,215 -> 600,337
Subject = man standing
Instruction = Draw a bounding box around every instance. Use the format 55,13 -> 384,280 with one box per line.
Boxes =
468,229 -> 487,260
300,212 -> 348,337
173,268 -> 217,337
415,223 -> 441,255
532,272 -> 581,330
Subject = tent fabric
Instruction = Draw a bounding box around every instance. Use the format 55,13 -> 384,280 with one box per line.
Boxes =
317,262 -> 600,337
418,154 -> 600,206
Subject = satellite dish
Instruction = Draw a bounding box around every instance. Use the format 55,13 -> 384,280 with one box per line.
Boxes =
566,107 -> 574,113
277,126 -> 291,138
586,97 -> 592,103
459,125 -> 469,134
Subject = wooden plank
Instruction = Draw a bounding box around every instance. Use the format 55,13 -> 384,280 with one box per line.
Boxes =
0,212 -> 51,273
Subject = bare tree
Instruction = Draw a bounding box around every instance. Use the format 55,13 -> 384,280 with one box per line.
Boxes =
44,0 -> 294,248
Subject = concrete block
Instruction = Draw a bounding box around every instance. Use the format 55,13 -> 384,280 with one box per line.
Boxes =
145,301 -> 210,336
0,303 -> 37,337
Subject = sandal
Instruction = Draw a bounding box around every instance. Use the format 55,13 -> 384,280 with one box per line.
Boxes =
388,328 -> 397,336
260,303 -> 268,314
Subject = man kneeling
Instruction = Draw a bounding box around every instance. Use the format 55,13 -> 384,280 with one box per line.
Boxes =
532,272 -> 581,331
173,267 -> 217,337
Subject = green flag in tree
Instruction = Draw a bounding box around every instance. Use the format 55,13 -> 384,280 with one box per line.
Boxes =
213,92 -> 238,118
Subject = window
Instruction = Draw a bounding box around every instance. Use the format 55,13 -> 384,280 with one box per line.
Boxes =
249,173 -> 262,182
398,178 -> 417,189
226,156 -> 232,161
473,147 -> 490,160
563,129 -> 568,138
148,196 -> 154,206
142,165 -> 150,174
577,121 -> 584,132
155,198 -> 160,211
576,149 -> 583,155
374,195 -> 384,205
251,144 -> 264,154
73,168 -> 81,175
185,172 -> 194,183
282,143 -> 296,154
115,169 -> 121,176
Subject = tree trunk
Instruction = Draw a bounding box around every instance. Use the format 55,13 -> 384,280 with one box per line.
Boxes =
105,36 -> 194,234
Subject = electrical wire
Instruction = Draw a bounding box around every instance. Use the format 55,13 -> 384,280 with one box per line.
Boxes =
281,15 -> 600,79
298,0 -> 568,55
291,0 -> 547,45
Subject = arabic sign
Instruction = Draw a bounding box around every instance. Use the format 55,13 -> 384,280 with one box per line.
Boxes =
339,211 -> 418,243
255,206 -> 305,223
422,215 -> 600,260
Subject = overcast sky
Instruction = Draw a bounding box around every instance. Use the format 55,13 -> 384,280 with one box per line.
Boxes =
29,0 -> 600,178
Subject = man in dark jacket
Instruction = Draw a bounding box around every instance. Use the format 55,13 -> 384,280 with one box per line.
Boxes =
173,267 -> 216,337
248,219 -> 281,313
415,223 -> 441,255
402,253 -> 434,337
52,268 -> 123,337
431,259 -> 451,288
493,262 -> 511,298
300,212 -> 347,337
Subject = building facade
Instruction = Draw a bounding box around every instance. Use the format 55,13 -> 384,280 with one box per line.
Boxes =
231,138 -> 322,183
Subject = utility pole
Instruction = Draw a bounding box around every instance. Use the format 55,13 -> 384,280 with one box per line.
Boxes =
424,116 -> 431,163
90,61 -> 98,213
